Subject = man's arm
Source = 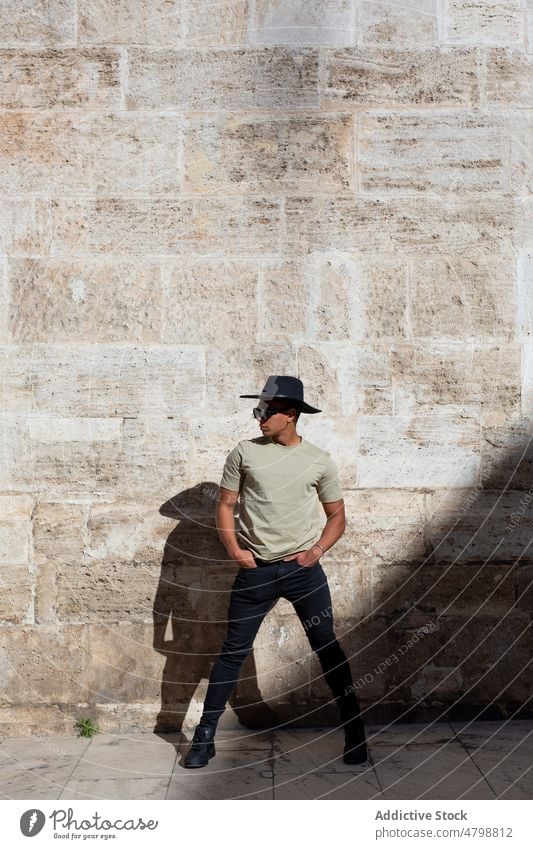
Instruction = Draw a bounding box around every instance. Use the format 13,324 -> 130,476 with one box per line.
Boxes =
216,486 -> 256,568
312,499 -> 346,557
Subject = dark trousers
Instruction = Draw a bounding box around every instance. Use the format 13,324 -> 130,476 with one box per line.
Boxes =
199,556 -> 364,732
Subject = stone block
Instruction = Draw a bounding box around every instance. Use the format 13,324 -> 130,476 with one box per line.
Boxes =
442,0 -> 524,45
163,260 -> 258,345
284,194 -> 517,255
182,0 -> 250,47
357,108 -> 528,194
357,411 -> 480,487
120,416 -> 190,498
391,342 -> 521,424
357,0 -> 438,46
0,563 -> 33,624
0,493 -> 33,564
480,418 -> 533,490
0,0 -> 76,45
410,254 -> 517,341
0,198 -> 51,255
184,113 -> 353,195
333,489 -> 427,565
434,614 -> 532,702
0,112 -> 183,195
372,561 -> 516,617
0,344 -> 205,416
126,47 -> 320,110
249,0 -> 356,47
33,502 -> 86,566
485,47 -> 533,106
0,48 -> 121,109
427,489 -> 533,563
78,0 -> 182,44
35,560 -> 57,625
86,622 -> 166,703
50,196 -> 281,257
9,259 -> 164,343
323,47 -> 481,106
0,624 -> 88,703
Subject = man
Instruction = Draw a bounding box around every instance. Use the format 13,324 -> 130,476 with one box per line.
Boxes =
183,375 -> 368,768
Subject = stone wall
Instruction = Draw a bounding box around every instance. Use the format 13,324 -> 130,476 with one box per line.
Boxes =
0,1 -> 532,735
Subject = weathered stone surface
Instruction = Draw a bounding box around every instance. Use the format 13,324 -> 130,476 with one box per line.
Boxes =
480,418 -> 533,490
0,493 -> 33,564
182,0 -> 250,47
372,561 -> 516,616
323,47 -> 481,106
0,625 -> 88,703
357,0 -> 438,46
442,0 -> 524,45
78,0 -> 183,45
332,489 -> 427,564
163,260 -> 258,344
184,113 -> 353,195
86,623 -> 166,703
126,47 -> 320,110
0,0 -> 76,46
33,502 -> 86,566
0,345 -> 205,415
357,411 -> 481,487
0,113 -> 183,194
390,343 -> 521,424
9,259 -> 164,343
409,254 -> 517,341
57,560 -> 158,623
0,564 -> 33,624
0,49 -> 121,108
249,0 -> 356,47
484,47 -> 533,106
50,196 -> 281,256
357,108 -> 528,194
427,489 -> 533,563
434,614 -> 532,702
284,194 -> 517,255
258,254 -> 409,343
0,198 -> 50,255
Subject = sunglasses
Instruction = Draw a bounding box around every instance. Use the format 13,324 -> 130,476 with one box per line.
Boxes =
252,405 -> 293,422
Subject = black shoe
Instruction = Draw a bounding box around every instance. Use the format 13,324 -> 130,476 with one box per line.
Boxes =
343,719 -> 368,765
182,723 -> 217,768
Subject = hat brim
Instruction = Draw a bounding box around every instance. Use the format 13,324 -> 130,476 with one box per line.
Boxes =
239,393 -> 321,414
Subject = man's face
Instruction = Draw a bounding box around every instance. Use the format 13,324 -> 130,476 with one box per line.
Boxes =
257,398 -> 297,436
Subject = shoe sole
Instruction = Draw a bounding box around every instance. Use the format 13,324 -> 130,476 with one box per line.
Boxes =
183,747 -> 216,768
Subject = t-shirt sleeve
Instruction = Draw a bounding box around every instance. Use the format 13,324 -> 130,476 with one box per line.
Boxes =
316,453 -> 343,503
219,442 -> 244,491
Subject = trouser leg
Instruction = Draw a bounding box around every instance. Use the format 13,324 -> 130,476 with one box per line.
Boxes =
199,567 -> 277,729
284,563 -> 364,731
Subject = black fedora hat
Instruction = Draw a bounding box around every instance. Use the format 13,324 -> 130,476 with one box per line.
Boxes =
240,375 -> 321,414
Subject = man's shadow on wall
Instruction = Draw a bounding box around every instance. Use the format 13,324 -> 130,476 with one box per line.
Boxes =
152,481 -> 278,742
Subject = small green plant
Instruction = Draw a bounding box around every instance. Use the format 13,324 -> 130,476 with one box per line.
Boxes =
74,717 -> 101,738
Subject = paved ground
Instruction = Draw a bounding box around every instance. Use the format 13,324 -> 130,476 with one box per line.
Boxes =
0,721 -> 530,800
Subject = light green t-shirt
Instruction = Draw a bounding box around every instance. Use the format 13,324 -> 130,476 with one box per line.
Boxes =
219,435 -> 343,561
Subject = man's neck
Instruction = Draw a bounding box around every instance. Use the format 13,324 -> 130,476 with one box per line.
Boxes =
268,432 -> 302,447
